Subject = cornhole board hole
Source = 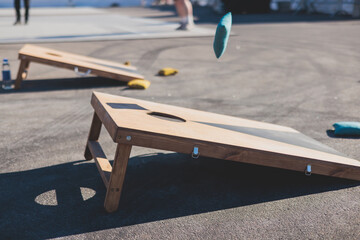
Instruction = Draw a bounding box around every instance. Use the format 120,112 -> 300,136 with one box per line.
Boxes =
15,44 -> 144,89
84,92 -> 360,213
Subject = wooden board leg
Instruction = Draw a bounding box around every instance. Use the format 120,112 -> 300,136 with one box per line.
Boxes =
104,143 -> 132,213
14,59 -> 30,89
22,60 -> 30,80
84,112 -> 102,160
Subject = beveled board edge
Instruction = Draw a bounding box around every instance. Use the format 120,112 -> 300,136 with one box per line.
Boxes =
114,128 -> 360,181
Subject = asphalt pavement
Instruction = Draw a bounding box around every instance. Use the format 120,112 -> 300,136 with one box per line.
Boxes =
0,5 -> 359,240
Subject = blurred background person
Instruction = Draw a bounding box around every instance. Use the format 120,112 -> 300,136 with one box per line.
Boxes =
175,0 -> 194,30
14,0 -> 30,25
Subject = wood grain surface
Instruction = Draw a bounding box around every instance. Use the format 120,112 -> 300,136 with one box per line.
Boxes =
91,91 -> 360,181
15,44 -> 144,89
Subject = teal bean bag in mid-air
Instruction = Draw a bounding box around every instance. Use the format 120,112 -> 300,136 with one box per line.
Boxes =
213,12 -> 232,59
333,122 -> 360,136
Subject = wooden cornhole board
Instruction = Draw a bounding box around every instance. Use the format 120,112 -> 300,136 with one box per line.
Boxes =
15,44 -> 144,89
85,92 -> 360,212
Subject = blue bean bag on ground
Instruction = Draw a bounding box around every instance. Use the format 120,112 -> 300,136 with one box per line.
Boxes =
333,122 -> 360,136
213,12 -> 232,59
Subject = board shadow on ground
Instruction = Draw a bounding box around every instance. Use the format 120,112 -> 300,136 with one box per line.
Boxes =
0,77 -> 127,94
0,152 -> 358,239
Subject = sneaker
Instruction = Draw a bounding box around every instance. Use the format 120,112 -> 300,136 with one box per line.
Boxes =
13,20 -> 21,26
176,23 -> 194,31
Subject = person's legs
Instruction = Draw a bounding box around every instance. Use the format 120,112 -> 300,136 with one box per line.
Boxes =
184,0 -> 194,25
14,0 -> 21,25
174,0 -> 194,30
24,0 -> 29,23
175,0 -> 187,23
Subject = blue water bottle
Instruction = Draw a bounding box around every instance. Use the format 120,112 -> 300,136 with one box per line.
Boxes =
2,58 -> 12,90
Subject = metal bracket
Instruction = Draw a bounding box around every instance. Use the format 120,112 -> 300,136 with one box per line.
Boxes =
74,67 -> 91,77
192,146 -> 200,159
305,164 -> 312,176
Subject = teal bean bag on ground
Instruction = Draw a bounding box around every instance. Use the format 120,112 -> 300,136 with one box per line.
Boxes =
333,122 -> 360,136
213,12 -> 232,59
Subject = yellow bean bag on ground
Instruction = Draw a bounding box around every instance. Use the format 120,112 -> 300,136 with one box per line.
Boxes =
127,79 -> 151,89
158,68 -> 178,76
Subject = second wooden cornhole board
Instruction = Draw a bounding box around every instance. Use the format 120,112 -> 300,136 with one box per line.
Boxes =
15,44 -> 144,89
85,92 -> 360,212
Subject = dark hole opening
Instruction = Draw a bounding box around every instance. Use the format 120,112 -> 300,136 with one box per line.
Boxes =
148,112 -> 186,123
47,52 -> 62,57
